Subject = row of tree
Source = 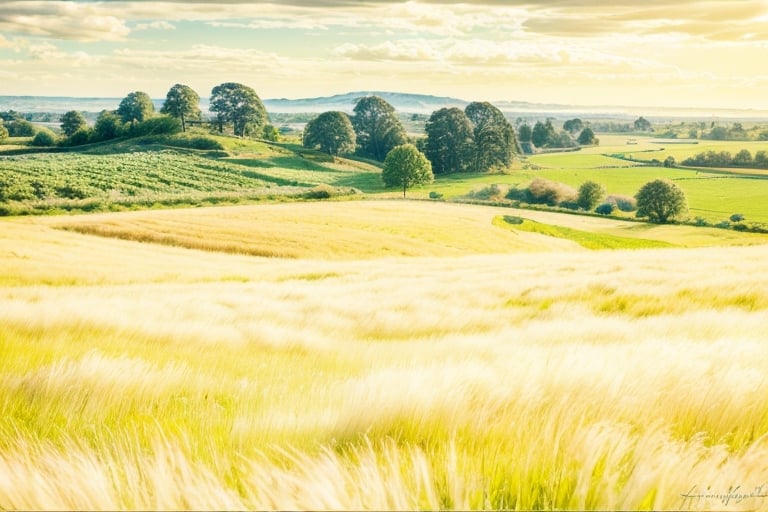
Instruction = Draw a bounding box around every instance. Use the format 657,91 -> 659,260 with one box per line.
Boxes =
302,96 -> 519,174
682,149 -> 768,168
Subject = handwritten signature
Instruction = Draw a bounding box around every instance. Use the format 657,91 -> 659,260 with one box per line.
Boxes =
681,484 -> 768,507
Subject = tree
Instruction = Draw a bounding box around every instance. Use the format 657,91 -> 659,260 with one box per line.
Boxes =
31,128 -> 56,147
465,101 -> 517,172
577,127 -> 598,145
382,143 -> 433,198
302,111 -> 356,155
424,107 -> 474,174
0,120 -> 8,140
117,91 -> 155,127
60,111 -> 87,137
518,123 -> 532,142
161,84 -> 200,132
7,119 -> 36,137
563,118 -> 584,134
210,82 -> 269,137
635,179 -> 687,224
634,116 -> 652,132
531,120 -> 556,148
93,110 -> 124,141
352,96 -> 408,161
733,149 -> 752,166
577,180 -> 606,210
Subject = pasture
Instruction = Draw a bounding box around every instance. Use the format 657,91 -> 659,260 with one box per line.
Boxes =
2,200 -> 768,510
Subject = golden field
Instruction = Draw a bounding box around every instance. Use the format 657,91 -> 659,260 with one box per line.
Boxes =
1,200 -> 768,510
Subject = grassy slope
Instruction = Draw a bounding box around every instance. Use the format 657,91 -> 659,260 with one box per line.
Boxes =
1,202 -> 768,510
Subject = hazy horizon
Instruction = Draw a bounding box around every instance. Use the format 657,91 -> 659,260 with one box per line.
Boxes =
1,1 -> 767,111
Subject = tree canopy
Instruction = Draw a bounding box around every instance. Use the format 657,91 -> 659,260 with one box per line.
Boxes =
465,101 -> 517,172
577,127 -> 598,145
210,82 -> 269,137
0,120 -> 8,140
352,96 -> 408,161
60,111 -> 87,137
577,180 -> 605,210
531,120 -> 557,148
303,111 -> 356,156
634,116 -> 652,132
161,84 -> 200,132
117,91 -> 155,127
424,107 -> 474,174
563,118 -> 584,134
635,179 -> 687,224
382,143 -> 433,198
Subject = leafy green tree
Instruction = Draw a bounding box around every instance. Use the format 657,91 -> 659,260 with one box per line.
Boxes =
93,110 -> 124,141
563,118 -> 584,134
303,111 -> 356,156
31,129 -> 56,147
7,119 -> 36,137
577,180 -> 606,210
465,101 -> 517,172
262,124 -> 280,142
117,91 -> 155,127
60,110 -> 87,137
424,107 -> 474,174
518,123 -> 532,142
351,96 -> 408,161
635,179 -> 687,224
633,116 -> 652,132
733,149 -> 752,166
382,143 -> 433,198
0,120 -> 8,140
210,82 -> 269,137
531,120 -> 556,148
161,84 -> 200,132
577,127 -> 598,145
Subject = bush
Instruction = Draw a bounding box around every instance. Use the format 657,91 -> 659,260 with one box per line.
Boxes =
131,116 -> 181,137
30,129 -> 56,147
577,180 -> 605,210
428,191 -> 444,200
525,178 -> 577,206
596,203 -> 615,215
304,183 -> 335,199
606,194 -> 637,212
730,213 -> 745,223
694,216 -> 710,227
469,183 -> 508,201
63,127 -> 94,146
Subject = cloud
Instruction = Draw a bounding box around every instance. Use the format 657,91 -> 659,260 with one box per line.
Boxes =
134,21 -> 176,31
0,2 -> 130,41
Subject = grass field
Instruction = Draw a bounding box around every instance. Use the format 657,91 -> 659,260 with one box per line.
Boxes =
2,200 -> 768,510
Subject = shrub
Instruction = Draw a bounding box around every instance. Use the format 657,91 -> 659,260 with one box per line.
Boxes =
131,116 -> 182,136
30,129 -> 56,147
730,213 -> 745,223
606,194 -> 637,212
525,178 -> 577,206
596,203 -> 615,215
577,180 -> 606,210
694,217 -> 710,227
429,191 -> 444,200
64,127 -> 94,146
715,220 -> 731,229
304,183 -> 335,199
469,183 -> 508,201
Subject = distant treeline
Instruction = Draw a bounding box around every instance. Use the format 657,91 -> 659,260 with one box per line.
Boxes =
682,149 -> 768,169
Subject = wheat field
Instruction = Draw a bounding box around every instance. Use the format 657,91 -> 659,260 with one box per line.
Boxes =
2,201 -> 768,510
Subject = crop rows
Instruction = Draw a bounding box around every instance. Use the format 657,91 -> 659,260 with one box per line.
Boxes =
0,150 -> 277,203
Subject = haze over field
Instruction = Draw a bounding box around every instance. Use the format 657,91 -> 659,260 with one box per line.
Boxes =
1,1 -> 768,110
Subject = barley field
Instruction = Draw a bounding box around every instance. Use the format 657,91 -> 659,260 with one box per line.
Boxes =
2,201 -> 768,510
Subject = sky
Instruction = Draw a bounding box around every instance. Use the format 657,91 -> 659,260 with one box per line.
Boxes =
1,0 -> 768,109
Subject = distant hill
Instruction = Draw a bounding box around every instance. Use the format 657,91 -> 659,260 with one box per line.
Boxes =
3,93 -> 768,121
263,91 -> 469,114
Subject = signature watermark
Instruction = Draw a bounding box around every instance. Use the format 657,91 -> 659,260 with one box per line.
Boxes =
680,484 -> 768,507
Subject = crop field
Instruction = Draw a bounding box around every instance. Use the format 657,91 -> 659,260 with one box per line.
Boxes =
0,136 -> 383,214
2,200 -> 768,510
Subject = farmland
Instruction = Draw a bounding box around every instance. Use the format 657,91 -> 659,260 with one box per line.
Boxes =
2,200 -> 768,510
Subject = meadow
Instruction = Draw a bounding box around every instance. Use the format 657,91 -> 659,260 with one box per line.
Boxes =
2,200 -> 768,510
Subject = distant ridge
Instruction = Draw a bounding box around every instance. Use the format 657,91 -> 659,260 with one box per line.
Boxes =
263,91 -> 468,114
3,93 -> 768,120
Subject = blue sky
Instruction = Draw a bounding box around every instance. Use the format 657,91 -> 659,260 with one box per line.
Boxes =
1,1 -> 768,109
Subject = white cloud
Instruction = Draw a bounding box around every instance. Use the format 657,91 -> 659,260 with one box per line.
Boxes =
134,21 -> 176,31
